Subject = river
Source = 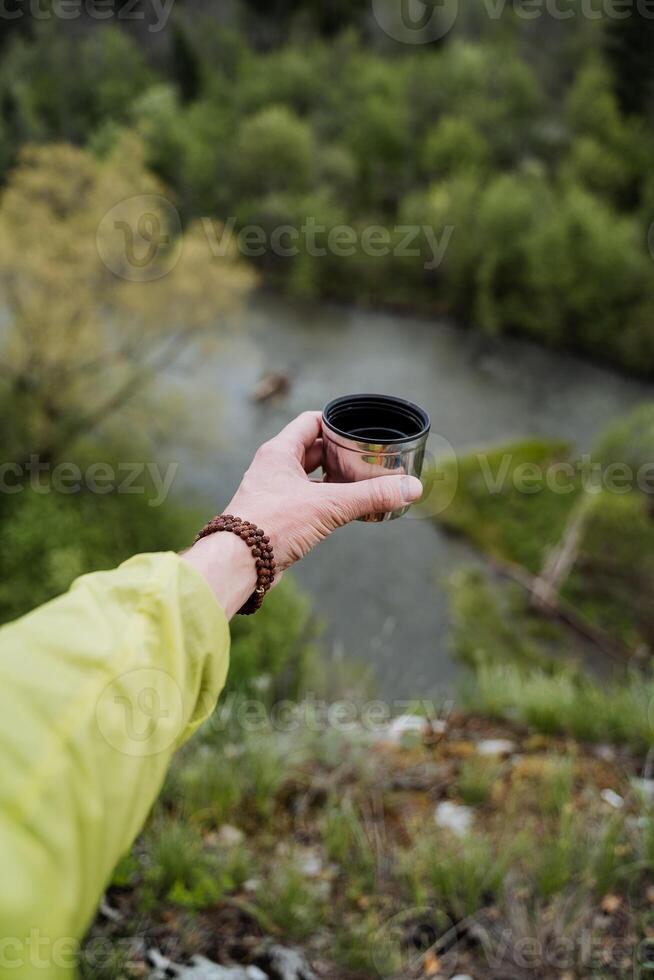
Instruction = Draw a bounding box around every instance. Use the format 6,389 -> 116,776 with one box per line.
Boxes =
167,293 -> 654,699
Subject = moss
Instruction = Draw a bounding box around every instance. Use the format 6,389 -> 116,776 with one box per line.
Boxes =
425,438 -> 580,572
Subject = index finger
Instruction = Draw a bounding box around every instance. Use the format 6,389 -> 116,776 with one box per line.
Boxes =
269,411 -> 323,460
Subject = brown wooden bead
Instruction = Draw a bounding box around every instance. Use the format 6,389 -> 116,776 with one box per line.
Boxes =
193,513 -> 275,615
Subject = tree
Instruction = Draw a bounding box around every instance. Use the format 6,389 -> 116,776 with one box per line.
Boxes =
0,137 -> 255,462
605,12 -> 654,117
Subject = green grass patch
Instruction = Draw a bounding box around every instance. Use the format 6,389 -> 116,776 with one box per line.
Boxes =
425,438 -> 579,572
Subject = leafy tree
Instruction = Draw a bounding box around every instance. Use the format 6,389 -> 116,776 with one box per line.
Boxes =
0,138 -> 255,462
170,20 -> 202,104
0,24 -> 157,145
605,10 -> 654,117
420,116 -> 490,179
235,104 -> 315,198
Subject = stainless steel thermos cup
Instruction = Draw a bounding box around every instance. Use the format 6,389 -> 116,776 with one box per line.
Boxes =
321,393 -> 431,522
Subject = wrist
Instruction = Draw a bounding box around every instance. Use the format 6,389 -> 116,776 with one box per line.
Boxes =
182,532 -> 258,620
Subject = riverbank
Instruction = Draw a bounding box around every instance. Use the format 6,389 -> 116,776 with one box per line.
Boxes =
162,293 -> 654,695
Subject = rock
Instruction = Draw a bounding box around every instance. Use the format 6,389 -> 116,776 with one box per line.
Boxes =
217,824 -> 245,848
434,801 -> 474,837
376,714 -> 447,746
385,714 -> 427,742
148,953 -> 267,980
594,744 -> 617,763
259,945 -> 317,980
476,739 -> 515,757
296,848 -> 323,878
99,896 -> 122,922
451,975 -> 474,980
600,788 -> 624,809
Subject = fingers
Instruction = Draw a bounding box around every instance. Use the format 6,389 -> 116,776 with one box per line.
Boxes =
267,411 -> 323,460
303,438 -> 324,474
327,474 -> 423,522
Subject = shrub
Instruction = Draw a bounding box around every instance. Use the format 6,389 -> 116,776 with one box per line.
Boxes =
235,105 -> 316,199
421,116 -> 491,179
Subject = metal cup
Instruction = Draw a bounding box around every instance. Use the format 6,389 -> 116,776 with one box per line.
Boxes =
321,393 -> 431,522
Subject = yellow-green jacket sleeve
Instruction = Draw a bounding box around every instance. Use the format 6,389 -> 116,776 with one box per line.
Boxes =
0,552 -> 230,978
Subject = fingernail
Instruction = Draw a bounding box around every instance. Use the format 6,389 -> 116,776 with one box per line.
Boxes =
401,476 -> 423,504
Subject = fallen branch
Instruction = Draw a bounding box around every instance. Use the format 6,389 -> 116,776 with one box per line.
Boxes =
487,555 -> 630,662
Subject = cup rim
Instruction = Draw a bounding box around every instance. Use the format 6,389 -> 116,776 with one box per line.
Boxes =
322,393 -> 431,446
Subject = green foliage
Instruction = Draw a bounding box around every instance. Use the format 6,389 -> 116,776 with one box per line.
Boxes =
0,482 -> 194,626
259,861 -> 327,940
564,491 -> 654,649
536,757 -> 575,817
533,807 -> 581,899
138,817 -> 258,910
235,105 -> 316,199
228,576 -> 317,699
435,420 -> 654,655
421,115 -> 491,179
323,798 -> 377,894
449,570 -> 561,672
0,20 -> 651,372
466,661 -> 654,747
0,23 -> 157,147
405,828 -> 510,918
594,402 -> 654,472
457,755 -> 503,807
427,438 -> 578,572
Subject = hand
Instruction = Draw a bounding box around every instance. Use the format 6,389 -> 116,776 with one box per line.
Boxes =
183,411 -> 423,617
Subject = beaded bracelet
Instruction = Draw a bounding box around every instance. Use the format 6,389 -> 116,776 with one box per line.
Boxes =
194,514 -> 276,615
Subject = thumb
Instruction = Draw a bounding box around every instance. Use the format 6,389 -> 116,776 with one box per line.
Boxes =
329,475 -> 423,523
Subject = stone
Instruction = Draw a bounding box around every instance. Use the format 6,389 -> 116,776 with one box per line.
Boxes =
434,801 -> 474,837
260,945 -> 318,980
217,824 -> 245,848
296,848 -> 323,878
476,739 -> 516,757
386,714 -> 426,741
148,953 -> 266,980
375,714 -> 447,746
600,788 -> 624,809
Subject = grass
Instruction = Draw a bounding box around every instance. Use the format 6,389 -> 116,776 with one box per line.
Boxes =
428,436 -> 654,654
87,705 -> 654,978
464,660 -> 654,747
323,798 -> 378,895
424,438 -> 579,572
258,860 -> 327,941
404,827 -> 513,920
456,755 -> 503,806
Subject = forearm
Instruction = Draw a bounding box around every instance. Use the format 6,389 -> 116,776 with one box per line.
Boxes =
0,552 -> 229,974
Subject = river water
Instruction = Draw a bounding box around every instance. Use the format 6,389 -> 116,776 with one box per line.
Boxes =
168,294 -> 654,699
